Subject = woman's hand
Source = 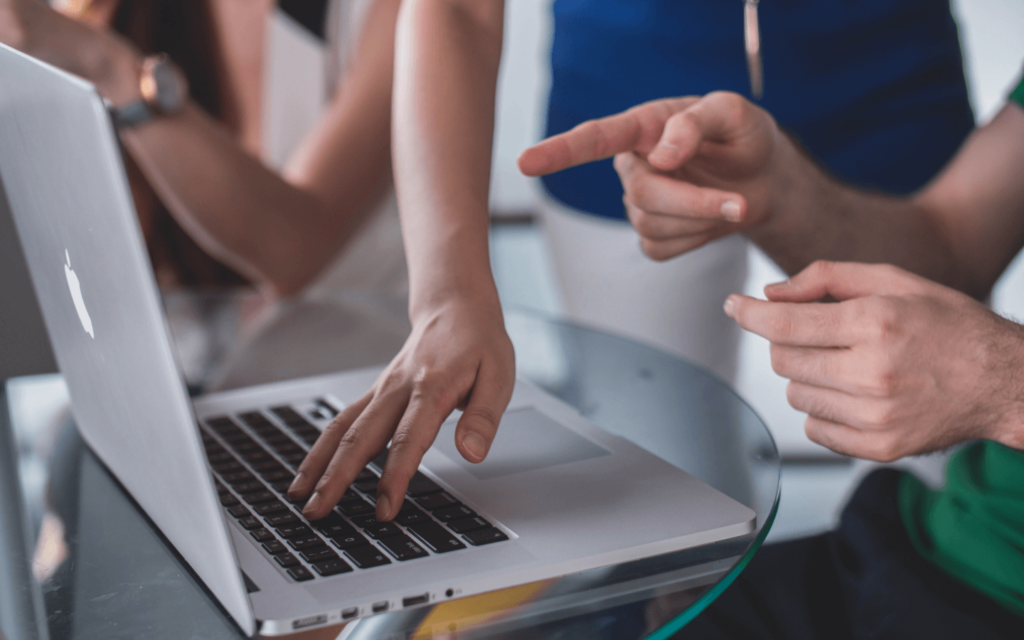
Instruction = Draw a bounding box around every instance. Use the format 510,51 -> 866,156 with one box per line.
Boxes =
0,0 -> 142,105
289,296 -> 515,521
726,261 -> 1024,460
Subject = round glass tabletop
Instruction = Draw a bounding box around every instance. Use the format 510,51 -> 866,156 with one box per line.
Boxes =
1,293 -> 779,640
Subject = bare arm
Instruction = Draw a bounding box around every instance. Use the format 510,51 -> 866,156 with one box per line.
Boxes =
288,0 -> 516,521
521,93 -> 1024,299
4,0 -> 401,295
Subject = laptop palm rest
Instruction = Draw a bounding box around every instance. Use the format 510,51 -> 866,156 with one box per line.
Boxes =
433,408 -> 610,480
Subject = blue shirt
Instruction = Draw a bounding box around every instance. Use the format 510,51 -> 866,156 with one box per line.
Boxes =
542,0 -> 975,219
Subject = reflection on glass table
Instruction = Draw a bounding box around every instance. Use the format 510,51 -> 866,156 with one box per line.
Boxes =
1,292 -> 779,640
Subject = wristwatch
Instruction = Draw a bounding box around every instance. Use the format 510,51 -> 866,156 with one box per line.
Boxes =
113,54 -> 188,130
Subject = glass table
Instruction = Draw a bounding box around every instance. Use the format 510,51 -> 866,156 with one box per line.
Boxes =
1,292 -> 780,640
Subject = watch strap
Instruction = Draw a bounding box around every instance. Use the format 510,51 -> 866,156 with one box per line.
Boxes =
113,99 -> 156,130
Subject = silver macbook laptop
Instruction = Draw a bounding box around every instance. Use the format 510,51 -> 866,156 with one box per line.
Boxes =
0,45 -> 755,636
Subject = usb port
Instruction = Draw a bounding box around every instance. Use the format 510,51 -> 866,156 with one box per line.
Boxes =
372,601 -> 390,613
402,594 -> 430,608
341,607 -> 359,620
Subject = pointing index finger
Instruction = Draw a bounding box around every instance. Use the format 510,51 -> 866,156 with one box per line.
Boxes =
518,97 -> 697,176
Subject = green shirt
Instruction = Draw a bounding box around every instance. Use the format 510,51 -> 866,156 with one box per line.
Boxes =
898,72 -> 1024,618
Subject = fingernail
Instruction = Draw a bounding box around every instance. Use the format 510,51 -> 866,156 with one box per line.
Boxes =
287,472 -> 305,498
302,491 -> 321,517
721,200 -> 742,222
656,141 -> 681,155
723,295 -> 737,318
462,432 -> 487,461
376,494 -> 392,521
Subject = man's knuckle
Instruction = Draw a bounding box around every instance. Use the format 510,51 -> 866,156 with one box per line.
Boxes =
462,404 -> 501,431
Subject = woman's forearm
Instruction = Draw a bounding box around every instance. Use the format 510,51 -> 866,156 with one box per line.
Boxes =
26,0 -> 399,296
392,0 -> 506,319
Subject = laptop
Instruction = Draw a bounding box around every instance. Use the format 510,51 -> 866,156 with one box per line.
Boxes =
0,45 -> 755,636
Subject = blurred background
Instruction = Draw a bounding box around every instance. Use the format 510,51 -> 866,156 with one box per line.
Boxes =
485,0 -> 1024,541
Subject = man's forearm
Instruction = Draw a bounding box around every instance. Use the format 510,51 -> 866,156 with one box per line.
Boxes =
748,132 -> 967,293
392,0 -> 505,318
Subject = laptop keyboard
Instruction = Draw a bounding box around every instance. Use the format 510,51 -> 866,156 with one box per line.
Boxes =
201,399 -> 508,582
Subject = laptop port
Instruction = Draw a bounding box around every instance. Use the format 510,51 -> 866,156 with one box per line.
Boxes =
341,607 -> 359,620
445,589 -> 454,598
403,594 -> 430,608
292,614 -> 327,630
372,601 -> 390,613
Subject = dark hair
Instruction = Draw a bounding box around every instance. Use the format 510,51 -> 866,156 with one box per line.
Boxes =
112,0 -> 247,287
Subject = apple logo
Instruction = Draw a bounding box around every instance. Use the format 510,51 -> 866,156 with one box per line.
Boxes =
64,249 -> 94,339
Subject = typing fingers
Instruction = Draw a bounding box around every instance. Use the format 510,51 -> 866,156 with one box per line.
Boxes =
300,382 -> 411,520
374,383 -> 464,521
287,391 -> 372,500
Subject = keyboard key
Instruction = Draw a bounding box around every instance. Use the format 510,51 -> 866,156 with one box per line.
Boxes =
261,469 -> 295,483
314,519 -> 356,540
239,450 -> 272,464
433,504 -> 476,523
336,489 -> 360,503
207,452 -> 234,464
286,566 -> 314,582
238,516 -> 262,530
262,540 -> 286,555
415,492 -> 460,511
361,522 -> 403,540
300,547 -> 339,563
344,545 -> 391,569
282,452 -> 307,466
251,460 -> 285,473
212,461 -> 243,474
447,516 -> 490,534
406,472 -> 442,497
275,552 -> 300,567
461,527 -> 509,546
241,491 -> 276,505
287,534 -> 328,551
232,481 -> 265,494
264,512 -> 299,527
355,469 -> 378,482
250,528 -> 273,542
350,515 -> 381,529
312,559 -> 352,577
227,505 -> 251,519
219,493 -> 239,507
377,534 -> 429,561
254,501 -> 289,516
275,524 -> 312,539
271,482 -> 293,494
329,530 -> 371,550
408,522 -> 466,554
395,508 -> 431,527
337,499 -> 374,517
354,478 -> 379,494
222,471 -> 256,485
315,398 -> 340,417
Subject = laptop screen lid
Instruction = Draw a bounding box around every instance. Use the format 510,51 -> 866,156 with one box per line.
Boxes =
0,45 -> 254,635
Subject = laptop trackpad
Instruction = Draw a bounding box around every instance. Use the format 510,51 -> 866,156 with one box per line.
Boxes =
433,408 -> 610,480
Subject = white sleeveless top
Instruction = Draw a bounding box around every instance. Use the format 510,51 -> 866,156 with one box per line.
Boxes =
262,0 -> 407,303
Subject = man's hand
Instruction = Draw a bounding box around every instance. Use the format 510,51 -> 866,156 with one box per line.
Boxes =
288,298 -> 515,521
519,92 -> 781,260
725,261 -> 1024,460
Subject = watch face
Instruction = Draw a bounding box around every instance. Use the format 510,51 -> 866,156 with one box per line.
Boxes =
148,59 -> 186,113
